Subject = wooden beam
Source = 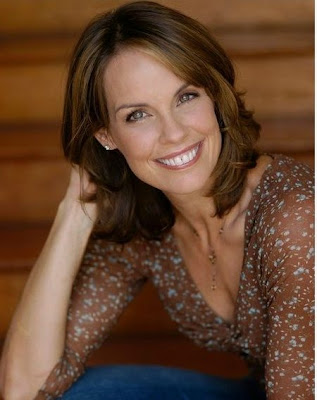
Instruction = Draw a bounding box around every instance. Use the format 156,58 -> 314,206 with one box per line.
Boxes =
0,27 -> 313,66
0,0 -> 313,35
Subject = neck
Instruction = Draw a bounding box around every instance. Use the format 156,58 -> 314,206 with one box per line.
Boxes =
166,154 -> 273,246
165,189 -> 225,246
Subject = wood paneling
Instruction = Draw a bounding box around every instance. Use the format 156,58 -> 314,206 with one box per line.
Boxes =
0,28 -> 313,66
0,225 -> 49,269
237,56 -> 313,117
0,64 -> 66,124
0,160 -> 69,222
0,56 -> 313,124
215,28 -> 314,58
87,337 -> 249,377
0,272 -> 28,336
0,125 -> 62,159
257,116 -> 314,153
0,0 -> 312,35
0,37 -> 75,65
0,0 -> 314,380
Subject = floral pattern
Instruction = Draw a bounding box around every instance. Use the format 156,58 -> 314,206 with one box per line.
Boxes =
36,155 -> 314,400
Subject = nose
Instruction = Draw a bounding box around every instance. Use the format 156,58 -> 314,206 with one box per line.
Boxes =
158,113 -> 187,145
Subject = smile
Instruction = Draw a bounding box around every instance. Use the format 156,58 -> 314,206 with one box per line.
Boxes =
156,141 -> 202,168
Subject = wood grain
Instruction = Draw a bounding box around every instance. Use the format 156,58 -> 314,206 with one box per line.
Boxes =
0,0 -> 313,35
0,64 -> 66,123
257,116 -> 314,153
0,0 -> 314,384
0,28 -> 313,66
87,337 -> 249,377
214,28 -> 313,58
0,160 -> 69,222
0,56 -> 313,124
236,56 -> 313,117
0,224 -> 49,271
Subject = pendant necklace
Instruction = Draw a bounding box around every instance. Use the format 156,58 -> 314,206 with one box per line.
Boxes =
193,223 -> 225,291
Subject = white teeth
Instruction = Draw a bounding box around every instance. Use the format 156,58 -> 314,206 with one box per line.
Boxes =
175,157 -> 182,166
183,154 -> 190,163
158,144 -> 199,167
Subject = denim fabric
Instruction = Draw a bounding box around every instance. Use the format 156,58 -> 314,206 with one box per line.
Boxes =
61,365 -> 266,400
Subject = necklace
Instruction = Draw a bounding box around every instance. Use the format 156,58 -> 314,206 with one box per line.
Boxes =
192,223 -> 225,291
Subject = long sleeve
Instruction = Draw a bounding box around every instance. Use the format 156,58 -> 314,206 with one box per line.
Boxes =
260,188 -> 314,399
34,236 -> 148,399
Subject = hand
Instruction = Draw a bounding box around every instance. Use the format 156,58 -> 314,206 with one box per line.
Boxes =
62,166 -> 98,224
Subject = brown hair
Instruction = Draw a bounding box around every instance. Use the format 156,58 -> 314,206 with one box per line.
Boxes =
62,0 -> 260,243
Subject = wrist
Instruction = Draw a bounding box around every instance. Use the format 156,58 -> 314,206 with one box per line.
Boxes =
56,198 -> 97,233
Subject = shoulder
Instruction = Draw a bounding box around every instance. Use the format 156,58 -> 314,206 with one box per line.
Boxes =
83,232 -> 170,276
250,155 -> 314,267
262,154 -> 313,197
80,234 -> 148,278
254,154 -> 314,226
246,157 -> 314,304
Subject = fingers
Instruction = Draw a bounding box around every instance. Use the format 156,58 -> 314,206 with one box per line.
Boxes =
65,166 -> 97,202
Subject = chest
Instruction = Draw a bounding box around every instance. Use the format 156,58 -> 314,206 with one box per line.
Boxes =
177,236 -> 245,324
148,232 -> 268,357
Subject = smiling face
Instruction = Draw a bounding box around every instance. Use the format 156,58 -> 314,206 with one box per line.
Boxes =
96,47 -> 222,197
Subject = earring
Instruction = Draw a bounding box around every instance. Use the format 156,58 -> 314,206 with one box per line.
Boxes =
104,145 -> 111,150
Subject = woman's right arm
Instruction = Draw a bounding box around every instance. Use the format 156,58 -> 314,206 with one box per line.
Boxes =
0,168 -> 98,400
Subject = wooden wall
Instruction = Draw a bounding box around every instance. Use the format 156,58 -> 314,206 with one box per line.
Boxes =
0,0 -> 314,381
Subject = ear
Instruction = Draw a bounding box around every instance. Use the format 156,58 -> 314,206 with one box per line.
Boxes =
94,128 -> 117,150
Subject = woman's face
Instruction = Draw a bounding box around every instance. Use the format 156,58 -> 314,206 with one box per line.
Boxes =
97,47 -> 222,196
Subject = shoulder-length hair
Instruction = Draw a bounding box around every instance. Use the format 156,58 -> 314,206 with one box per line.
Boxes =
62,0 -> 260,243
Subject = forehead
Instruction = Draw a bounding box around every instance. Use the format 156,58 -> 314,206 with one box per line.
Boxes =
103,47 -> 186,106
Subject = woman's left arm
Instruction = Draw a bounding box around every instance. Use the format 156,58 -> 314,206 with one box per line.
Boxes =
263,193 -> 314,400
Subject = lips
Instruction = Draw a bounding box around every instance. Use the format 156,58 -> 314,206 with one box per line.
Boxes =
156,141 -> 202,168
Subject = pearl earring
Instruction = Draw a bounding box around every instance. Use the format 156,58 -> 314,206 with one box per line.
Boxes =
104,145 -> 111,150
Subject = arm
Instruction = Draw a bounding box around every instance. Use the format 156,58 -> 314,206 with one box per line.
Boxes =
34,233 -> 147,399
0,168 -> 98,400
262,194 -> 314,399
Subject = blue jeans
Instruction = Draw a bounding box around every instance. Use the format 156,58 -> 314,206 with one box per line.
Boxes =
61,365 -> 266,400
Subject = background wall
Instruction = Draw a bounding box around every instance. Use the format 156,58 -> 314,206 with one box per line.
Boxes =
0,0 -> 314,380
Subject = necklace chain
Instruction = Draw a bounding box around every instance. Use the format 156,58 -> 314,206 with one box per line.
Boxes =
192,222 -> 225,291
208,249 -> 217,290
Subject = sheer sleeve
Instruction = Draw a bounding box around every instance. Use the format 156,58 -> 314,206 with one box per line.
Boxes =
260,190 -> 314,399
34,236 -> 148,399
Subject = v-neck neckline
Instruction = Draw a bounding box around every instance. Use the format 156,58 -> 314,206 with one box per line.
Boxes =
162,154 -> 277,329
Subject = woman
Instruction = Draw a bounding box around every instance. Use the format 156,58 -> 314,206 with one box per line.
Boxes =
0,1 -> 314,399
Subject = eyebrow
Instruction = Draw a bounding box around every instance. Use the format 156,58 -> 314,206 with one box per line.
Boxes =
114,83 -> 190,114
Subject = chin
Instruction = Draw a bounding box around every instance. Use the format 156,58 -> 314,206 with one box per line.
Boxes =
160,174 -> 213,196
131,154 -> 216,196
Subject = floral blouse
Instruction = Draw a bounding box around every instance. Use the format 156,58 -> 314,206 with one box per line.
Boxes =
36,154 -> 314,400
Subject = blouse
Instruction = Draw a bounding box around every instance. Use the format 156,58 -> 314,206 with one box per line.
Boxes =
36,154 -> 314,399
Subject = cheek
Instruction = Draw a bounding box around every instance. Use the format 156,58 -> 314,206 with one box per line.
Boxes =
185,100 -> 219,131
200,104 -> 219,128
114,130 -> 155,164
